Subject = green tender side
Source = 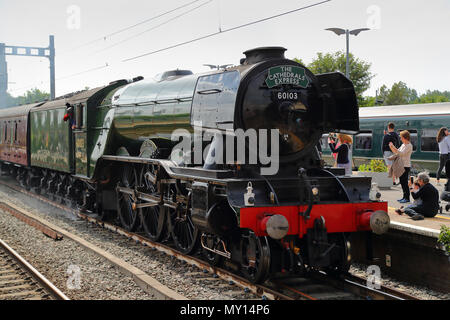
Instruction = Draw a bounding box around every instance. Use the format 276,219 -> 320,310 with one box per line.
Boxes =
30,102 -> 73,173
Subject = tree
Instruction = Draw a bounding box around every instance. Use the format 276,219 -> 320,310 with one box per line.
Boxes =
292,58 -> 306,66
306,51 -> 374,104
375,84 -> 390,105
16,88 -> 50,106
415,90 -> 450,104
384,81 -> 412,105
4,93 -> 18,108
374,82 -> 445,106
359,96 -> 376,108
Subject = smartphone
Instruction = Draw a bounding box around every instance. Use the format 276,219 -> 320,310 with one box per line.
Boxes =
410,177 -> 414,184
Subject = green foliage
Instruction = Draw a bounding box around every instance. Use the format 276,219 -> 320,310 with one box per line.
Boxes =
369,83 -> 449,107
359,96 -> 376,108
384,81 -> 417,105
292,58 -> 306,66
438,225 -> 450,255
16,88 -> 50,105
308,52 -> 373,103
358,159 -> 388,173
293,51 -> 374,104
414,90 -> 450,104
3,88 -> 50,108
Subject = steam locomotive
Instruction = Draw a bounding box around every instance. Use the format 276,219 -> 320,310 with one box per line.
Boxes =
0,47 -> 389,283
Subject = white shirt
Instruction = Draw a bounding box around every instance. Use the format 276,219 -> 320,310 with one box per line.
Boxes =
397,143 -> 413,168
438,135 -> 450,155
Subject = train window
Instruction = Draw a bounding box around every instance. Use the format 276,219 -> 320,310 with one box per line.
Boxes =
354,131 -> 372,150
397,129 -> 418,152
421,128 -> 439,152
75,104 -> 83,129
320,134 -> 330,150
14,122 -> 18,143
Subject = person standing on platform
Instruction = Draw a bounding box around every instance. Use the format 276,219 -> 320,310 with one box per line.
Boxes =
389,131 -> 413,203
329,133 -> 340,166
382,123 -> 401,185
329,134 -> 352,176
436,127 -> 450,185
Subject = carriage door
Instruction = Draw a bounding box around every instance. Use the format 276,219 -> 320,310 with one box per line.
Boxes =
74,103 -> 88,176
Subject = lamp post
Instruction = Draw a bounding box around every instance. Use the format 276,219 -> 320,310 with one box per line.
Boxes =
325,28 -> 370,79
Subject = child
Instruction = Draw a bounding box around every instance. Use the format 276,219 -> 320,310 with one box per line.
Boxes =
395,179 -> 422,215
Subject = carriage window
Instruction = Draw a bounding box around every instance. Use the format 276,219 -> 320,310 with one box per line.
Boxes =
320,134 -> 330,150
75,104 -> 84,129
355,131 -> 372,150
398,129 -> 418,152
421,129 -> 439,152
14,122 -> 18,143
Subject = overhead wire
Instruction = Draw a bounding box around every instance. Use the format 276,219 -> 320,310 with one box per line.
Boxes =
65,0 -> 205,53
123,0 -> 332,62
93,0 -> 213,54
9,0 -> 213,94
8,0 -> 332,95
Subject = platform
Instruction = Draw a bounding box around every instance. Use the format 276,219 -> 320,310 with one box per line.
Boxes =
350,176 -> 450,293
376,176 -> 450,237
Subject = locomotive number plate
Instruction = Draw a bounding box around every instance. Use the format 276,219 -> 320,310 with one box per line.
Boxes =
277,92 -> 298,100
271,90 -> 301,103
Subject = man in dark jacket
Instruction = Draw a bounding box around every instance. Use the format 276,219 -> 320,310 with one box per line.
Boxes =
403,173 -> 439,220
382,123 -> 401,185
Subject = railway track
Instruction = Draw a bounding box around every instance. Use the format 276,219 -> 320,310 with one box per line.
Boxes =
270,271 -> 419,300
0,238 -> 69,300
0,178 -> 419,301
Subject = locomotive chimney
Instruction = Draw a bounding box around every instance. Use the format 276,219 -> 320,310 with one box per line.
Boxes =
242,47 -> 287,65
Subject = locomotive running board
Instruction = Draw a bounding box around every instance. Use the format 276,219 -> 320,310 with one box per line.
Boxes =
101,155 -> 234,184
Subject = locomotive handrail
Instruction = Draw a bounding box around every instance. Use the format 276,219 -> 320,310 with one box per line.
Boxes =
197,89 -> 223,95
319,169 -> 351,202
298,168 -> 313,221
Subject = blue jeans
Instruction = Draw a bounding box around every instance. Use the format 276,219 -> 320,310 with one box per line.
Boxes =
404,205 -> 424,218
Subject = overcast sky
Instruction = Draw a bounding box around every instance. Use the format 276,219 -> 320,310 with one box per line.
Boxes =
1,0 -> 449,98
